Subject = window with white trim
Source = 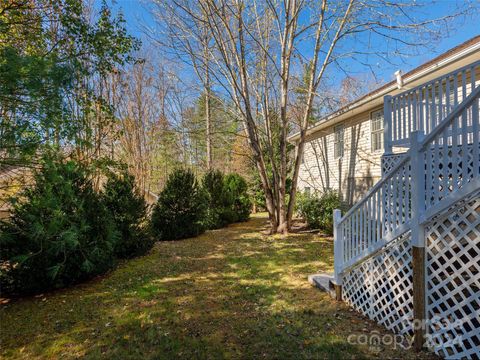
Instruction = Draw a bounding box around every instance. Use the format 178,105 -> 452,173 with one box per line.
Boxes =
371,109 -> 384,152
334,124 -> 344,159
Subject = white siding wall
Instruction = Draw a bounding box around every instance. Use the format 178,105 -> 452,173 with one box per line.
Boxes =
298,107 -> 384,205
299,65 -> 480,205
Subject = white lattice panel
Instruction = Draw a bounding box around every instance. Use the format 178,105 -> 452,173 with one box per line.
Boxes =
426,196 -> 480,359
425,142 -> 479,207
381,153 -> 406,176
343,260 -> 371,315
343,233 -> 414,337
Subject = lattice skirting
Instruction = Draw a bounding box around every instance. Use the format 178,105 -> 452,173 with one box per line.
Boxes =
426,196 -> 480,359
342,232 -> 414,337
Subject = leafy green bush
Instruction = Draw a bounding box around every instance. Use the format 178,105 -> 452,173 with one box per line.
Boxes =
294,190 -> 309,218
224,173 -> 251,223
202,170 -> 251,229
202,170 -> 229,229
250,174 -> 266,212
296,190 -> 343,235
151,169 -> 207,240
103,171 -> 153,258
0,156 -> 118,296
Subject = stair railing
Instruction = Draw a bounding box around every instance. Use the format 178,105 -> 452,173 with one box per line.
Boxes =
334,83 -> 480,286
384,60 -> 479,153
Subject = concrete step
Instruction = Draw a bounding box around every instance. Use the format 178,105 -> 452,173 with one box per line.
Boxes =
308,273 -> 336,299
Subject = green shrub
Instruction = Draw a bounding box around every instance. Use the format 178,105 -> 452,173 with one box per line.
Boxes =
202,170 -> 229,229
250,174 -> 266,212
296,189 -> 343,235
224,173 -> 251,223
0,155 -> 118,296
103,170 -> 153,258
202,170 -> 251,228
151,169 -> 207,240
294,190 -> 310,217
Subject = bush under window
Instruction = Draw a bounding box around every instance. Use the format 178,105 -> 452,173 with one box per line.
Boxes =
296,189 -> 344,235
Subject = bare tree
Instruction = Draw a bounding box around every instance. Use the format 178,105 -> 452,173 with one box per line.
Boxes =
151,2 -> 217,170
202,13 -> 213,170
152,0 -> 474,233
111,52 -> 185,194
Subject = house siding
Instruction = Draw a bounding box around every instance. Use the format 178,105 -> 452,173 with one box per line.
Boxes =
298,64 -> 480,206
298,107 -> 385,205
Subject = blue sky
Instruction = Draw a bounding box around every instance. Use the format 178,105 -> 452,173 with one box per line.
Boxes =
105,0 -> 479,86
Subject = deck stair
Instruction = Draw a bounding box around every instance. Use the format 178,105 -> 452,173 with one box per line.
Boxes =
332,60 -> 480,359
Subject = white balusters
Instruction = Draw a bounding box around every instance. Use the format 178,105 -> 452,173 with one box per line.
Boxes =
421,84 -> 480,210
385,60 -> 480,148
334,72 -> 480,275
384,95 -> 393,154
473,97 -> 479,178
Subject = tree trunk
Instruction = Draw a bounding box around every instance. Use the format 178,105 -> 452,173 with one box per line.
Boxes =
277,0 -> 297,234
204,33 -> 213,170
205,83 -> 212,170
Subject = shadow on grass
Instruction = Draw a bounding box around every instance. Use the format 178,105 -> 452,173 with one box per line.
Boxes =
0,215 -> 435,359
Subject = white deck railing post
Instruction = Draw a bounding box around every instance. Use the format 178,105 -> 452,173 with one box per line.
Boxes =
410,130 -> 426,351
333,209 -> 343,300
384,95 -> 393,155
410,130 -> 426,247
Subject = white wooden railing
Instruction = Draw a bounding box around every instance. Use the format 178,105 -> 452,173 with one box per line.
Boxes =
333,152 -> 412,280
333,81 -> 480,284
383,60 -> 480,153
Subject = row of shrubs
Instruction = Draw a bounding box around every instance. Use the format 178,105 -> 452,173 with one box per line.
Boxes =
0,155 -> 250,296
151,168 -> 250,240
295,189 -> 344,235
0,155 -> 152,296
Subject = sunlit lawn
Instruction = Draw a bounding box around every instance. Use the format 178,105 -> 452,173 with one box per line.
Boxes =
0,214 -> 435,359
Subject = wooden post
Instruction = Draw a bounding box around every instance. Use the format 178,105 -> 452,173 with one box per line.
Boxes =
384,95 -> 393,155
333,209 -> 343,301
412,246 -> 426,351
410,130 -> 426,351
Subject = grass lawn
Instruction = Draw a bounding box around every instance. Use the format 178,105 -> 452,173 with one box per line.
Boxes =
0,214 -> 436,359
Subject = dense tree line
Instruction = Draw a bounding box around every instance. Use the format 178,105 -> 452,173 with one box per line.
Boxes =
0,1 -> 251,194
0,0 -> 137,167
0,0 -> 252,297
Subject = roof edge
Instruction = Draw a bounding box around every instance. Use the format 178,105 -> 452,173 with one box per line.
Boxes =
288,35 -> 480,143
